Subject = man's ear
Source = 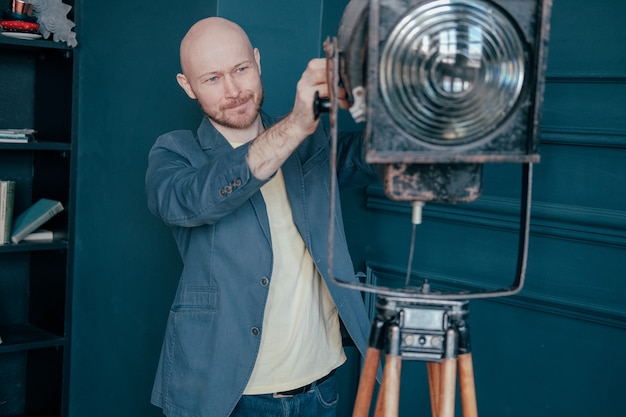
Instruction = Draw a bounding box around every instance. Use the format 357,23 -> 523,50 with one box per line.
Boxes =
254,48 -> 261,76
176,73 -> 197,99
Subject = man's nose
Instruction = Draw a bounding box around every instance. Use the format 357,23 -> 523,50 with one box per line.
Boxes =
223,75 -> 240,98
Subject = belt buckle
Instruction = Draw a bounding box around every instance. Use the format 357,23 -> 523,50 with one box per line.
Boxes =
272,384 -> 310,398
272,392 -> 294,399
271,371 -> 334,398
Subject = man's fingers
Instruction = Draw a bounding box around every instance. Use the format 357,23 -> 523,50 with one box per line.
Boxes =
305,58 -> 329,87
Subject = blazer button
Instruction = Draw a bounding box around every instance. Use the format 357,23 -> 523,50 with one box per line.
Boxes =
260,277 -> 269,286
251,327 -> 260,336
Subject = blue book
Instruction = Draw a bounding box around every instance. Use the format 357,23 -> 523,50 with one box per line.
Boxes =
11,198 -> 64,244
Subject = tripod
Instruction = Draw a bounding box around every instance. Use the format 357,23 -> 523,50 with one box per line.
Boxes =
352,295 -> 478,417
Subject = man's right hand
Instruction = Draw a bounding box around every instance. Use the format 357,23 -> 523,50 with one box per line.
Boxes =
287,58 -> 329,137
247,58 -> 331,180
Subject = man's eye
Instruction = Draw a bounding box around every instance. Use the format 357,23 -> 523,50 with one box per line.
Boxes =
204,76 -> 219,84
236,66 -> 247,73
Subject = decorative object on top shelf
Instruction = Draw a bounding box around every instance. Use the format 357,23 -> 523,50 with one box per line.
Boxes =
14,0 -> 32,13
1,0 -> 78,46
0,19 -> 40,33
0,1 -> 41,39
3,0 -> 35,21
31,0 -> 77,47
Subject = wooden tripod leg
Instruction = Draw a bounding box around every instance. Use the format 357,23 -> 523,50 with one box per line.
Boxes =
381,352 -> 402,417
374,324 -> 401,417
374,378 -> 386,417
439,328 -> 458,417
352,347 -> 382,417
439,357 -> 457,417
458,353 -> 478,417
427,362 -> 441,417
457,318 -> 477,417
353,318 -> 386,417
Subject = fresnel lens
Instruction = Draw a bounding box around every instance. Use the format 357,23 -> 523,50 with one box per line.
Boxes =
379,0 -> 527,147
336,0 -> 549,168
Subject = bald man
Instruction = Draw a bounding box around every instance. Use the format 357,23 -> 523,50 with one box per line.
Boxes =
146,17 -> 377,417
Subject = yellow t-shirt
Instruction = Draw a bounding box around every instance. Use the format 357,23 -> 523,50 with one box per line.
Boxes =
243,168 -> 346,394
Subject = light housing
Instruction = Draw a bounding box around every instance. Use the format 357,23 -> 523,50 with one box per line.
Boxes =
338,0 -> 551,166
325,0 -> 552,298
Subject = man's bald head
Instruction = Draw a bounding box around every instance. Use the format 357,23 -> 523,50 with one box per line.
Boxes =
179,17 -> 255,76
176,17 -> 264,136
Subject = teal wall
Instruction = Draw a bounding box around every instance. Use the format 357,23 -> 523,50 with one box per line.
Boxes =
70,1 -> 212,416
69,1 -> 626,417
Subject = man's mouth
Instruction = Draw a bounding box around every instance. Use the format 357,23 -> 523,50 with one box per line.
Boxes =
222,97 -> 251,111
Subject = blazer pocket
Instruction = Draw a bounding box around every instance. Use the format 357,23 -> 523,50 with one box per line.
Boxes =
171,286 -> 218,312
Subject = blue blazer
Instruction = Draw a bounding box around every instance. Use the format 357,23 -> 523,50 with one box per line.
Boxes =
145,113 -> 377,417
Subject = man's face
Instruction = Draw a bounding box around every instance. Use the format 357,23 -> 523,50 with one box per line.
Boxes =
179,31 -> 263,130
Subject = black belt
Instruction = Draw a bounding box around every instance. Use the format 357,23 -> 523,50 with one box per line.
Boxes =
274,370 -> 335,397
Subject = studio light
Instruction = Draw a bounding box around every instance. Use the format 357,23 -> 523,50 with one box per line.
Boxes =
321,3 -> 553,415
323,0 -> 552,298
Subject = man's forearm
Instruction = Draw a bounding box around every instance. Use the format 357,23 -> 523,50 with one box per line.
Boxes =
247,58 -> 329,180
247,113 -> 311,180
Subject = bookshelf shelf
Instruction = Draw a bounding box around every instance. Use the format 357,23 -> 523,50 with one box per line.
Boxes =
0,141 -> 72,152
0,239 -> 68,253
0,3 -> 76,416
0,35 -> 73,52
0,324 -> 64,354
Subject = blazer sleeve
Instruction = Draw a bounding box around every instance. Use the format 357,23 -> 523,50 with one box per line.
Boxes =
336,130 -> 378,188
145,130 -> 268,227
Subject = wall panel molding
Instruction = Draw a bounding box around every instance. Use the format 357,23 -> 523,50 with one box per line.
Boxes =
540,128 -> 626,148
365,186 -> 626,248
546,73 -> 626,83
365,262 -> 626,329
542,77 -> 626,146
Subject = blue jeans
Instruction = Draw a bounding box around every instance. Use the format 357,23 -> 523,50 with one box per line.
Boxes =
230,374 -> 338,417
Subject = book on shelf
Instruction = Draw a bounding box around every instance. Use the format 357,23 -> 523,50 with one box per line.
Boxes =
11,198 -> 64,244
0,180 -> 16,244
23,228 -> 68,242
21,229 -> 54,242
0,128 -> 35,144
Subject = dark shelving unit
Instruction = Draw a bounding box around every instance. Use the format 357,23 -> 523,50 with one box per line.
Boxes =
0,6 -> 77,415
